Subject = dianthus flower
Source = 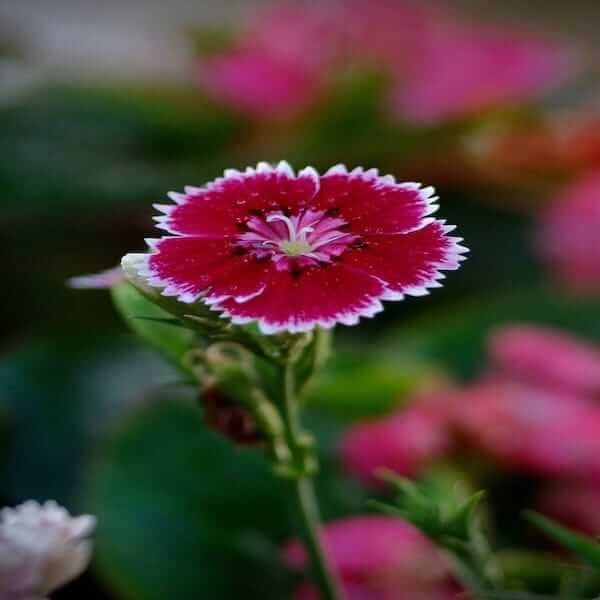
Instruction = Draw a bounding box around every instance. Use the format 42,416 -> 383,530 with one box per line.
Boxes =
283,516 -> 465,600
123,162 -> 466,334
339,396 -> 453,487
453,379 -> 600,481
538,171 -> 600,292
488,324 -> 600,396
0,501 -> 96,600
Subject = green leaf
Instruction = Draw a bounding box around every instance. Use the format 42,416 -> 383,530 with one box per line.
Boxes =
111,282 -> 196,374
87,398 -> 296,600
0,336 -> 174,504
525,512 -> 600,570
304,348 -> 441,420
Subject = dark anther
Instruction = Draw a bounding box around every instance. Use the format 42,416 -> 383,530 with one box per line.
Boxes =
325,207 -> 341,217
351,240 -> 369,250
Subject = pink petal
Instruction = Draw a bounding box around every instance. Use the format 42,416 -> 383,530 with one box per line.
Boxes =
215,262 -> 385,334
157,163 -> 319,236
315,167 -> 438,235
344,220 -> 465,296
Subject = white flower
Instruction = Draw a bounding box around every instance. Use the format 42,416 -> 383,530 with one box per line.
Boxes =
0,501 -> 96,599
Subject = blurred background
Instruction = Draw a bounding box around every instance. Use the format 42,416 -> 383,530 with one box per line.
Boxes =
2,0 -> 600,598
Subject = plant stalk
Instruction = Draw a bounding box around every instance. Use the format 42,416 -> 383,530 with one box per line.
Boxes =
283,361 -> 342,600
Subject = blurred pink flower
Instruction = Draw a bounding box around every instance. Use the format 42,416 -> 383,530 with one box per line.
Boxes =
390,26 -> 574,124
339,397 -> 453,487
199,47 -> 324,118
488,324 -> 600,396
538,172 -> 600,293
198,4 -> 339,118
198,1 -> 575,123
453,380 -> 600,481
283,516 -> 464,600
537,483 -> 600,536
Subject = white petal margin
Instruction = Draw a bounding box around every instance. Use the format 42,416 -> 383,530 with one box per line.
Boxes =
212,292 -> 387,336
0,500 -> 95,597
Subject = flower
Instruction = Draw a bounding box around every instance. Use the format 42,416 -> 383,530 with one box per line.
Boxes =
67,266 -> 125,289
123,162 -> 466,335
0,500 -> 96,599
488,324 -> 600,396
197,1 -> 575,124
283,516 -> 464,600
339,396 -> 453,487
453,379 -> 600,481
538,171 -> 600,292
390,25 -> 574,124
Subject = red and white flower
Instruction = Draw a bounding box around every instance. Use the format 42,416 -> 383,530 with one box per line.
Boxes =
123,162 -> 466,334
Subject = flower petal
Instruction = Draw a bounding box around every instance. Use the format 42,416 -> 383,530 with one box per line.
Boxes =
156,162 -> 319,236
344,220 -> 467,295
143,237 -> 267,304
314,166 -> 438,235
214,262 -> 386,334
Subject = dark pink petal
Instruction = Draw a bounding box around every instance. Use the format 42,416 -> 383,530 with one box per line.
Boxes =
145,237 -> 266,304
344,220 -> 465,296
199,46 -> 322,118
538,171 -> 600,292
155,162 -> 319,237
284,516 -> 463,600
215,262 -> 385,334
314,166 -> 438,235
339,396 -> 453,487
488,325 -> 600,395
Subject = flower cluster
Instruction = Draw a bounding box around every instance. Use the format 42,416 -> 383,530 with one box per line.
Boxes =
0,501 -> 95,600
198,0 -> 574,124
338,324 -> 600,510
123,161 -> 466,335
283,516 -> 465,600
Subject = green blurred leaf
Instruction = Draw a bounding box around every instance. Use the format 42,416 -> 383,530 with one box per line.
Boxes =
0,336 -> 174,504
304,348 -> 442,420
88,398 -> 295,600
525,512 -> 600,570
111,282 -> 196,375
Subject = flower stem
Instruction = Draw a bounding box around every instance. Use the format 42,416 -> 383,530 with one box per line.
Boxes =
282,361 -> 342,600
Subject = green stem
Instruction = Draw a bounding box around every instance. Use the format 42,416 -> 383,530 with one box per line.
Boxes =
283,362 -> 342,600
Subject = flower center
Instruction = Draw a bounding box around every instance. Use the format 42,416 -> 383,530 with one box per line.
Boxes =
237,209 -> 359,272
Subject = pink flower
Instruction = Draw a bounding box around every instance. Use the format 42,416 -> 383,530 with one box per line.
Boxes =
339,396 -> 453,487
123,162 -> 466,335
199,47 -> 323,118
198,4 -> 338,118
67,266 -> 125,289
283,516 -> 464,600
537,483 -> 600,536
453,380 -> 600,481
488,324 -> 600,395
538,172 -> 600,292
391,25 -> 574,124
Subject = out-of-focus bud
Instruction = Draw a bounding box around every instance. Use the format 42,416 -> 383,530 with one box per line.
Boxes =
453,379 -> 600,481
200,386 -> 262,446
67,266 -> 125,289
537,171 -> 600,293
0,501 -> 96,599
339,395 -> 453,487
283,516 -> 464,600
488,324 -> 600,396
537,483 -> 600,537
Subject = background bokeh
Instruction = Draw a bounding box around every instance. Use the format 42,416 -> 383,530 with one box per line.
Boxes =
2,1 -> 600,598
